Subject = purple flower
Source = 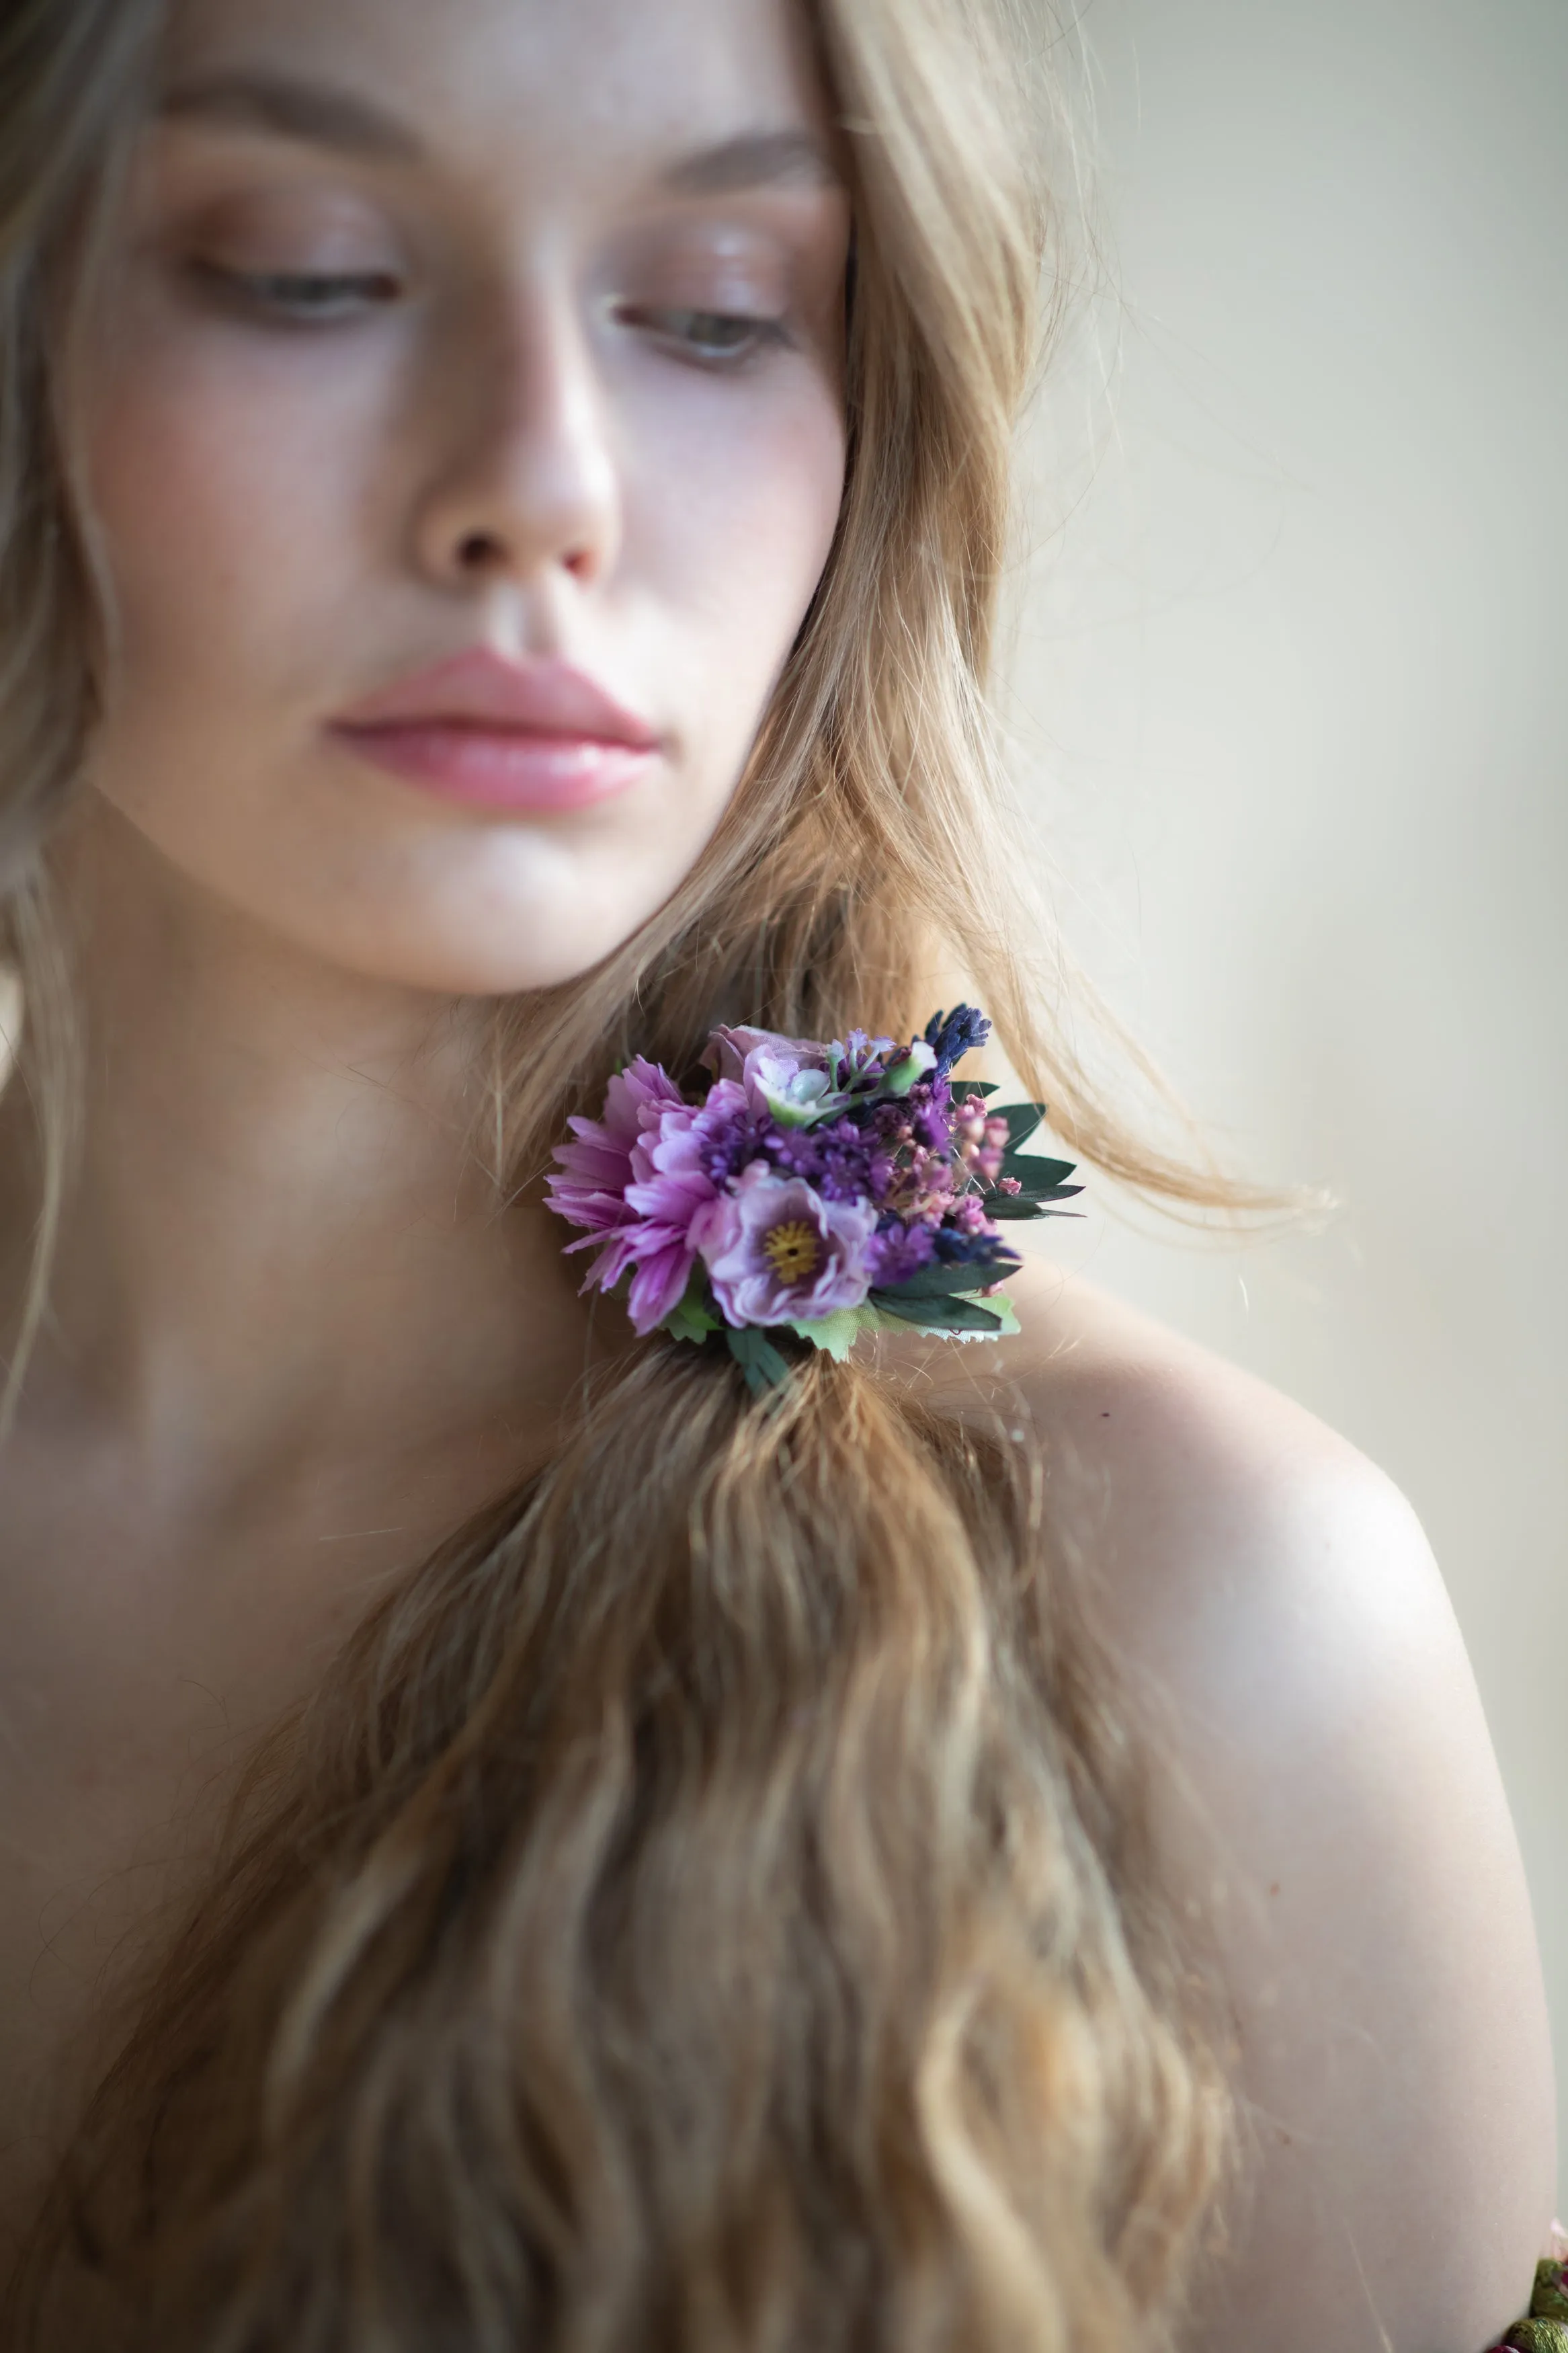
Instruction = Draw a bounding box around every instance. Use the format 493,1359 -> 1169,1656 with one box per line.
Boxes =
768,1115 -> 897,1207
618,1105 -> 736,1334
704,1025 -> 834,1127
744,1038 -> 839,1127
701,1165 -> 877,1327
546,1055 -> 688,1269
866,1218 -> 937,1287
703,1023 -> 925,1129
704,1025 -> 819,1086
694,1086 -> 770,1187
548,1060 -> 735,1336
909,1084 -> 954,1152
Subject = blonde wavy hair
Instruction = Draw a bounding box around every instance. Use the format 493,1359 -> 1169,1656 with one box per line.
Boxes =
1,0 -> 1236,2345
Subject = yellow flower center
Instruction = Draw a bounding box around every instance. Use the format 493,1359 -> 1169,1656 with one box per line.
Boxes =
761,1217 -> 822,1285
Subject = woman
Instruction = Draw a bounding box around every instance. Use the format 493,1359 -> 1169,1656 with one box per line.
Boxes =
0,0 -> 1554,2345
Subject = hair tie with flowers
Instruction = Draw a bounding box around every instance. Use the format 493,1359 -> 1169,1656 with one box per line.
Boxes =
546,1006 -> 1082,1395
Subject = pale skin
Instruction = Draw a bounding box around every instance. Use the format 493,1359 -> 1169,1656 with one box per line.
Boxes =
0,0 -> 1553,2344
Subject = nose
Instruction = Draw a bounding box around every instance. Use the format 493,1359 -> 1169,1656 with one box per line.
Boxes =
409,278 -> 621,597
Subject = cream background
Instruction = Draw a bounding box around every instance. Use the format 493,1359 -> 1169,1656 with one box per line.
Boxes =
1006,0 -> 1567,2198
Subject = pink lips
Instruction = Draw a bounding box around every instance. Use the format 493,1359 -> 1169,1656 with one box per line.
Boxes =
328,649 -> 661,813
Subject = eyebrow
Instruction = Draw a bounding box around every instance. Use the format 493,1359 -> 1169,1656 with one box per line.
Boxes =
661,130 -> 840,196
157,71 -> 840,196
159,71 -> 425,163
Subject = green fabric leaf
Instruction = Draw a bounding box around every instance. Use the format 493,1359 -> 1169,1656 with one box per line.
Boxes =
788,1308 -> 866,1362
870,1293 -> 1005,1334
993,1101 -> 1046,1150
985,1198 -> 1082,1222
870,1260 -> 1018,1305
999,1153 -> 1077,1190
822,1295 -> 1022,1345
725,1327 -> 792,1396
662,1282 -> 720,1346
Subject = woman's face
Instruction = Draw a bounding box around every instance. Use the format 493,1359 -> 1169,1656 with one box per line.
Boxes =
76,0 -> 850,994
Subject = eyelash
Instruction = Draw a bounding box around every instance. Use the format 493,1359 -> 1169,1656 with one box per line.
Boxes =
192,262 -> 401,322
194,266 -> 789,368
618,305 -> 791,368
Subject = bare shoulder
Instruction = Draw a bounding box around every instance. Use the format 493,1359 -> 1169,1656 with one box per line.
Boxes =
932,1264 -> 1558,2352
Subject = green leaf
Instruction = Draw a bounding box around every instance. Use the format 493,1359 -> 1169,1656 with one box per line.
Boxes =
985,1198 -> 1083,1222
662,1281 -> 720,1346
725,1327 -> 792,1396
870,1259 -> 1019,1305
966,1081 -> 1001,1099
993,1101 -> 1046,1151
788,1308 -> 867,1363
870,1293 -> 1005,1334
993,1184 -> 1083,1211
999,1152 -> 1077,1190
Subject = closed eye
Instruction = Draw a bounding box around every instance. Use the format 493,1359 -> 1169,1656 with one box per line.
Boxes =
618,304 -> 789,367
192,262 -> 403,322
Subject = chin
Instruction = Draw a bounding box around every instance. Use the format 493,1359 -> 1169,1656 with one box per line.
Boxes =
282,895 -> 653,1002
297,801 -> 718,1000
301,930 -> 619,1002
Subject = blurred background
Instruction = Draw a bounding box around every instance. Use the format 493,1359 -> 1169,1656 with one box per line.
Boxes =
1004,0 -> 1568,2196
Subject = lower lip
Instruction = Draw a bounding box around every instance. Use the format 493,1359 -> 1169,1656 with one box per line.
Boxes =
329,721 -> 657,811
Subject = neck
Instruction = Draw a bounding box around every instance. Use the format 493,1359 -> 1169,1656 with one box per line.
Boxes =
3,801 -> 591,1497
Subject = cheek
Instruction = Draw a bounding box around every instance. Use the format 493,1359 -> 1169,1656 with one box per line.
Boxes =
81,330 -> 373,703
622,375 -> 847,774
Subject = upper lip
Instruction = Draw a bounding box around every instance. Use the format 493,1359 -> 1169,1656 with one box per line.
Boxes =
331,648 -> 660,747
